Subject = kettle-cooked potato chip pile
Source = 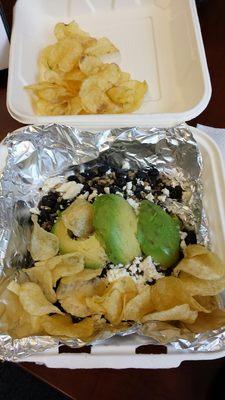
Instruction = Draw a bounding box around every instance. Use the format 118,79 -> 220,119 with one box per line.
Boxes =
25,21 -> 148,116
1,216 -> 225,342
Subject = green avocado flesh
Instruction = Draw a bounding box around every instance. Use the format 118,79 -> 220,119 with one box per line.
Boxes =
93,194 -> 141,265
137,200 -> 180,268
52,217 -> 108,269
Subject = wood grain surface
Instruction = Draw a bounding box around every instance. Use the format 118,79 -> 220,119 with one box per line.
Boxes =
0,1 -> 225,399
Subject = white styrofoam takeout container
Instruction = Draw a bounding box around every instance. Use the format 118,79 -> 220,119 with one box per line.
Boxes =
19,127 -> 225,368
7,0 -> 225,368
7,0 -> 211,128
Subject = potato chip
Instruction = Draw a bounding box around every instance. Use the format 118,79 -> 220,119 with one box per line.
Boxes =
58,279 -> 107,317
47,38 -> 83,73
64,68 -> 86,82
84,37 -> 118,56
34,99 -> 70,116
141,321 -> 189,344
9,314 -> 43,339
26,82 -> 73,104
150,276 -> 209,313
184,309 -> 225,333
194,295 -> 219,312
178,271 -> 225,296
123,287 -> 153,321
0,285 -> 43,338
30,215 -> 59,261
79,55 -> 103,75
0,289 -> 24,331
18,282 -> 62,316
26,21 -> 148,116
38,45 -> 60,82
173,245 -> 225,280
68,97 -> 83,115
51,253 -> 84,287
142,304 -> 198,324
80,84 -> 120,114
60,268 -> 102,285
25,266 -> 56,303
86,277 -> 137,324
62,198 -> 94,238
42,314 -> 94,339
107,80 -> 148,112
7,280 -> 20,296
54,21 -> 90,41
117,71 -> 131,84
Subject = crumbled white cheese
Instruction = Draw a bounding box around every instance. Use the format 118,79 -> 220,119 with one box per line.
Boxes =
88,189 -> 98,202
126,181 -> 132,191
107,268 -> 130,282
128,256 -> 143,275
105,169 -> 112,175
122,160 -> 129,170
145,193 -> 154,202
137,179 -> 145,186
126,188 -> 133,196
162,188 -> 170,197
180,231 -> 188,240
116,191 -> 123,197
139,256 -> 164,281
104,187 -> 110,194
42,176 -> 64,192
57,182 -> 84,200
144,185 -> 151,191
180,240 -> 187,250
157,195 -> 166,202
127,198 -> 140,214
30,207 -> 40,215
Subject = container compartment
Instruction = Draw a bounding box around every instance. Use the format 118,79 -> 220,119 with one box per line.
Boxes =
7,0 -> 211,127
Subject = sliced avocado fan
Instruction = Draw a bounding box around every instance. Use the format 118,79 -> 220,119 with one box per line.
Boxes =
93,194 -> 141,265
137,200 -> 180,268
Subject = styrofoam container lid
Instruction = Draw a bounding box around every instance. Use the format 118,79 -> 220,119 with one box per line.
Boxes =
7,0 -> 211,128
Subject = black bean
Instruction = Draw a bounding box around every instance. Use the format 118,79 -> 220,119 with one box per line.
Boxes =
115,177 -> 127,188
134,186 -> 142,196
98,165 -> 110,175
184,231 -> 197,245
67,175 -> 79,182
39,192 -> 59,208
148,166 -> 160,177
109,186 -> 120,194
136,170 -> 149,180
99,267 -> 108,278
167,185 -> 183,202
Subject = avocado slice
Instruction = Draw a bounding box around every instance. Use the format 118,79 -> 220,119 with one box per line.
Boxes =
52,216 -> 108,269
93,194 -> 141,265
137,200 -> 180,268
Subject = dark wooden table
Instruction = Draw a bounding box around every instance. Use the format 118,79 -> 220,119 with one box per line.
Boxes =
1,1 -> 225,399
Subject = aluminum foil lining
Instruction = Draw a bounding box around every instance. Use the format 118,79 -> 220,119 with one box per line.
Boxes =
0,122 -> 223,362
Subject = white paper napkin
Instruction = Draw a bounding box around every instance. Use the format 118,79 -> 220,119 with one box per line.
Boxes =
197,124 -> 225,169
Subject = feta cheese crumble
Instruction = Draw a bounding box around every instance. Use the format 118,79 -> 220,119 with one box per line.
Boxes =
57,182 -> 84,200
139,256 -> 164,281
127,198 -> 140,214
